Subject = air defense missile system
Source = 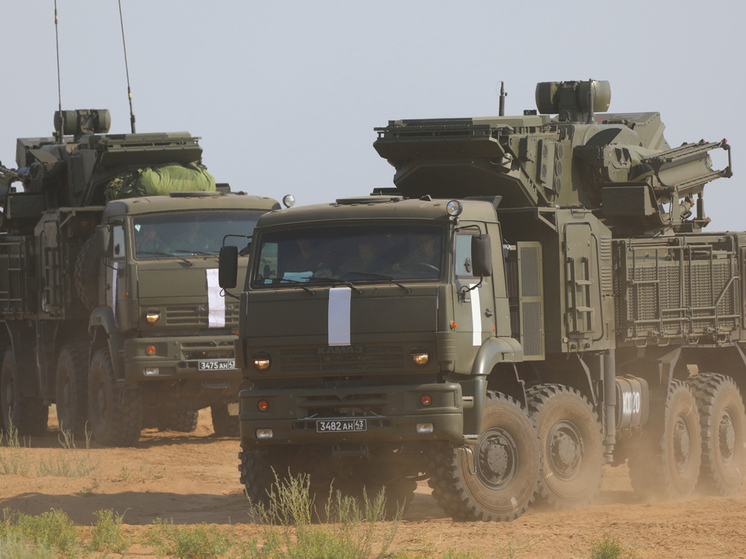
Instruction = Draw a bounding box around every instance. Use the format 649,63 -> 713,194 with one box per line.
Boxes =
220,80 -> 746,521
373,79 -> 731,236
0,109 -> 280,445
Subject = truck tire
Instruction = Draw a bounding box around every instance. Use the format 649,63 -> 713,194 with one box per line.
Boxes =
55,343 -> 89,435
239,445 -> 292,508
156,408 -> 199,433
688,373 -> 746,495
629,379 -> 701,499
88,348 -> 143,446
355,465 -> 418,519
74,236 -> 100,312
211,404 -> 240,437
0,348 -> 48,437
526,383 -> 603,509
427,391 -> 540,521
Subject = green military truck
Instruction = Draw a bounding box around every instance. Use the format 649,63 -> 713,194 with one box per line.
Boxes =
0,109 -> 281,445
220,80 -> 746,521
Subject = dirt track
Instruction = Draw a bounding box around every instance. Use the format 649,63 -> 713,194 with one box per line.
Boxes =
2,409 -> 745,558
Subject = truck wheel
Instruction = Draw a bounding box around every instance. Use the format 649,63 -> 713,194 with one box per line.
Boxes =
239,445 -> 291,508
55,343 -> 89,435
155,408 -> 199,433
629,379 -> 701,499
211,404 -> 240,437
689,373 -> 746,495
427,391 -> 540,521
88,348 -> 143,446
526,384 -> 603,509
74,236 -> 100,312
1,348 -> 48,437
362,473 -> 418,519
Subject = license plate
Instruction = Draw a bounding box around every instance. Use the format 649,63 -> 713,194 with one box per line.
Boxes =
316,419 -> 367,433
198,359 -> 236,371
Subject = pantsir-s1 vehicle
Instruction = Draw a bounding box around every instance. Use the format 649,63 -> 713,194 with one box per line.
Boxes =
221,80 -> 745,520
0,110 -> 280,445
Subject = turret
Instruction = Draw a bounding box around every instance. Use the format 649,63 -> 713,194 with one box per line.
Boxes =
373,80 -> 732,236
1,110 -> 214,234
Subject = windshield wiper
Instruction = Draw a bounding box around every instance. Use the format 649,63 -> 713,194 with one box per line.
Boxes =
172,249 -> 217,257
138,251 -> 192,267
270,277 -> 315,295
308,277 -> 363,293
346,272 -> 409,292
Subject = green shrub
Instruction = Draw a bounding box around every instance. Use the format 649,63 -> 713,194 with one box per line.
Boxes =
245,472 -> 400,559
0,419 -> 99,478
145,518 -> 233,559
0,508 -> 82,558
89,508 -> 130,554
590,534 -> 635,559
0,419 -> 32,476
35,428 -> 99,477
0,530 -> 57,559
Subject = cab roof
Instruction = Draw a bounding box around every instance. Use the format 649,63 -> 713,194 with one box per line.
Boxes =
103,192 -> 280,218
256,196 -> 499,229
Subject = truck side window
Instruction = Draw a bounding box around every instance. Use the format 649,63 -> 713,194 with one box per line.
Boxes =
112,225 -> 125,259
258,242 -> 279,283
455,233 -> 476,277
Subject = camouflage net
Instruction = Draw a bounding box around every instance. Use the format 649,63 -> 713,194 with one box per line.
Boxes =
105,163 -> 216,201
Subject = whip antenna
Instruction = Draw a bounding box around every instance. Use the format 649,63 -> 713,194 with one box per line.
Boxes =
54,0 -> 63,142
118,0 -> 136,133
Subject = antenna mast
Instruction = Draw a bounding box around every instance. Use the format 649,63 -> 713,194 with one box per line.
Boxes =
54,0 -> 63,142
118,0 -> 136,133
498,81 -> 507,117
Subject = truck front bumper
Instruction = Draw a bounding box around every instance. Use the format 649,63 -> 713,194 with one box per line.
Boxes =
239,381 -> 464,446
122,335 -> 240,389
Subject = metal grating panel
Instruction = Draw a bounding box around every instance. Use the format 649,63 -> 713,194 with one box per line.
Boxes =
520,246 -> 542,297
521,301 -> 544,356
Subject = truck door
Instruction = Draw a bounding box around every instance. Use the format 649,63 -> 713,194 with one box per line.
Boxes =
453,229 -> 495,371
105,223 -> 126,327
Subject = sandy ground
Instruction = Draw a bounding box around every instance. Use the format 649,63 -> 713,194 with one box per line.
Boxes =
1,409 -> 745,559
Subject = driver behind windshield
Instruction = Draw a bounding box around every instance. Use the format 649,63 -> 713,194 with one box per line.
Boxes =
136,225 -> 168,255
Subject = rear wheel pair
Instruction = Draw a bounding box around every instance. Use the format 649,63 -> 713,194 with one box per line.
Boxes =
628,375 -> 746,499
0,348 -> 48,436
688,373 -> 746,495
527,384 -> 604,509
629,379 -> 702,499
55,343 -> 89,435
211,404 -> 240,437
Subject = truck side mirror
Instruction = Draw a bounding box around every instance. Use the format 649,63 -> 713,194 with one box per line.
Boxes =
94,225 -> 110,258
219,245 -> 239,289
471,235 -> 493,277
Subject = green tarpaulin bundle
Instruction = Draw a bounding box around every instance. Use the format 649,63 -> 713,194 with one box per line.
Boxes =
105,163 -> 216,200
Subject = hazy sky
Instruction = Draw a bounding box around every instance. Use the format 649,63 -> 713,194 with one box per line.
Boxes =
2,1 -> 745,230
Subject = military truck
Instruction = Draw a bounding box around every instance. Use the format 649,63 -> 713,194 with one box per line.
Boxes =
0,109 -> 281,445
220,80 -> 746,521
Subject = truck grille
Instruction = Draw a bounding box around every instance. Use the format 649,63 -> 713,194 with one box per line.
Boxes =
164,303 -> 239,327
280,345 -> 405,374
182,340 -> 235,360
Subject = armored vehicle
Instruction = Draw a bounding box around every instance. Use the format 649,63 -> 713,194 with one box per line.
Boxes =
220,80 -> 746,521
0,110 -> 280,445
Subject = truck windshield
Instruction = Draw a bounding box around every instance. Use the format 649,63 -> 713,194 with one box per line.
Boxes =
133,211 -> 263,258
253,223 -> 444,285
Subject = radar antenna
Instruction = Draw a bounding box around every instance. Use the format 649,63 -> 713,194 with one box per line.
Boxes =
54,0 -> 63,142
118,0 -> 137,133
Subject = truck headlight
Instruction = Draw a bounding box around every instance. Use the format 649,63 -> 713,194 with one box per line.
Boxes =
145,310 -> 161,324
252,353 -> 271,372
411,351 -> 429,366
